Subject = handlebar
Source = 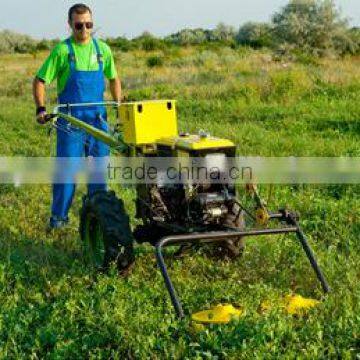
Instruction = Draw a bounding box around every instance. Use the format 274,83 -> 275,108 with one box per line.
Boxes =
44,114 -> 58,123
42,101 -> 123,125
53,101 -> 120,114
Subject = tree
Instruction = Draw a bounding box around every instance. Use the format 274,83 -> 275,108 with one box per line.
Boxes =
236,22 -> 273,48
165,28 -> 208,45
133,31 -> 164,51
0,30 -> 36,54
211,22 -> 236,42
272,0 -> 350,55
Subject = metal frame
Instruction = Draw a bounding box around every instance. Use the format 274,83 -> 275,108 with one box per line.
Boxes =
54,101 -> 119,114
47,102 -> 125,149
155,210 -> 330,318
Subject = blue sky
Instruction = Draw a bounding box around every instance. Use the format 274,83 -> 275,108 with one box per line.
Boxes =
0,0 -> 359,39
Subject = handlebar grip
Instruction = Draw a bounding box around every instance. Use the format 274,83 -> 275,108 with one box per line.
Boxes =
44,114 -> 57,123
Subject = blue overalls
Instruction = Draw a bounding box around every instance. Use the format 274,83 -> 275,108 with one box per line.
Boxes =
51,37 -> 110,226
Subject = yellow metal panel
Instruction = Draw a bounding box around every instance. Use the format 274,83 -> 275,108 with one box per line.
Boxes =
119,100 -> 178,145
156,135 -> 235,151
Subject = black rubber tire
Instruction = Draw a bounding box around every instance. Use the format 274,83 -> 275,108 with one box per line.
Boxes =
206,210 -> 246,261
211,236 -> 245,260
79,190 -> 135,273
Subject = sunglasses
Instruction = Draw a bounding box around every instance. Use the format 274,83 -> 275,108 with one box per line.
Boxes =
74,22 -> 93,31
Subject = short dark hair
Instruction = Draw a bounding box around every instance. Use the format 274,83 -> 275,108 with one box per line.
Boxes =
68,3 -> 92,22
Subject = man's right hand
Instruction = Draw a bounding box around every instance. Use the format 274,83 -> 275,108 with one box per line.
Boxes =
36,106 -> 47,125
36,111 -> 48,124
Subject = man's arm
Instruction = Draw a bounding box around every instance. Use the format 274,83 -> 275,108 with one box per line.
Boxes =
109,77 -> 121,103
33,42 -> 63,124
33,77 -> 47,124
102,41 -> 121,103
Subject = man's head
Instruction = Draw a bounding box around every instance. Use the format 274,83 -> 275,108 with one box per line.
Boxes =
68,3 -> 93,43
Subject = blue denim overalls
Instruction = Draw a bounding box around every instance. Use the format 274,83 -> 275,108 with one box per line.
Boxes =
51,37 -> 110,226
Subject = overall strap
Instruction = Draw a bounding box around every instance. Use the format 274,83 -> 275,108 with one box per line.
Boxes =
65,38 -> 76,71
92,38 -> 103,70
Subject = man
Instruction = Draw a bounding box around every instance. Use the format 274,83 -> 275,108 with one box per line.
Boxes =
33,3 -> 121,229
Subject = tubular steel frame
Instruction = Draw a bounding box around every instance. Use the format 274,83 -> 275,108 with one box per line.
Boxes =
155,210 -> 330,318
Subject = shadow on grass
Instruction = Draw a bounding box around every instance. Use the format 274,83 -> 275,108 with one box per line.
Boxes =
0,222 -> 329,306
310,119 -> 360,135
0,227 -> 86,284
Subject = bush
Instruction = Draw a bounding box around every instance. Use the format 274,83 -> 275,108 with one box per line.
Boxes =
0,30 -> 37,54
146,55 -> 164,68
272,0 -> 352,56
106,36 -> 134,52
35,39 -> 58,51
165,28 -> 208,46
133,31 -> 165,51
0,35 -> 12,53
236,22 -> 273,48
165,25 -> 237,46
336,27 -> 360,55
210,23 -> 236,42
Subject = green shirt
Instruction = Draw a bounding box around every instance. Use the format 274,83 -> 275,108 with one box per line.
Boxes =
36,37 -> 118,94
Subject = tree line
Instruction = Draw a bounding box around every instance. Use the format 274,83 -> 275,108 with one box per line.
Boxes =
0,0 -> 359,57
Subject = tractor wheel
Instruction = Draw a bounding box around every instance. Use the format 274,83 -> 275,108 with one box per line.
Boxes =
79,190 -> 135,273
212,236 -> 245,260
208,209 -> 246,260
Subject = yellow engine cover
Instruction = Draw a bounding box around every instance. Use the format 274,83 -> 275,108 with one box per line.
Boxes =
119,100 -> 178,145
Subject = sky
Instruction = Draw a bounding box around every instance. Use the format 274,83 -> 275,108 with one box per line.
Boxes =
0,0 -> 359,39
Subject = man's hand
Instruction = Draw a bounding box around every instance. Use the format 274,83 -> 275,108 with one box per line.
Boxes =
36,106 -> 48,125
109,78 -> 121,105
36,111 -> 48,125
33,77 -> 47,124
112,100 -> 121,120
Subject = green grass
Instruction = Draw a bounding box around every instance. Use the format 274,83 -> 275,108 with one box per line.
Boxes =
0,47 -> 359,359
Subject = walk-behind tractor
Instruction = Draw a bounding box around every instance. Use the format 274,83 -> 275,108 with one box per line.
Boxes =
46,100 -> 330,318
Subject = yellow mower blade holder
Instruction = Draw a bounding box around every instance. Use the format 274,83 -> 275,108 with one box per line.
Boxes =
260,294 -> 320,316
284,294 -> 320,315
191,304 -> 243,324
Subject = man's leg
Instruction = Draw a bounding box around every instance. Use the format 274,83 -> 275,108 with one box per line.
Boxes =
50,125 -> 84,228
86,116 -> 110,196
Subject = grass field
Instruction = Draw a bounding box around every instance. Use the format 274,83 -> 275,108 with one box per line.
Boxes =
0,46 -> 359,359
